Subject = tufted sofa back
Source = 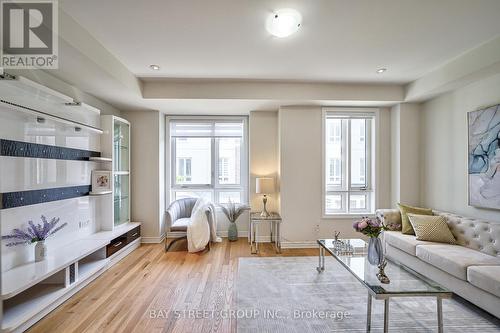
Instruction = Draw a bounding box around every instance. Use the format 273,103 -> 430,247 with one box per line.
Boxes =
435,211 -> 500,257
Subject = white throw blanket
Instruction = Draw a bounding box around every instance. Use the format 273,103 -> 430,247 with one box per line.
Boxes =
186,198 -> 211,252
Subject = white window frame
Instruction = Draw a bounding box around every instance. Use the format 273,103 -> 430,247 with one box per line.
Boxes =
322,108 -> 378,217
167,116 -> 248,205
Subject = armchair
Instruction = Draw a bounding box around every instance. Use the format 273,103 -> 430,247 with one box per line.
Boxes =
165,198 -> 216,252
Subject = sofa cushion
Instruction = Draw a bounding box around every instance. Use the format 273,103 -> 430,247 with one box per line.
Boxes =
467,266 -> 500,298
376,209 -> 402,231
416,245 -> 500,280
407,214 -> 456,244
398,203 -> 433,235
384,231 -> 441,256
171,217 -> 190,231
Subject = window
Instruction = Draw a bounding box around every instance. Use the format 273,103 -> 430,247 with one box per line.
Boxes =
328,158 -> 341,185
177,157 -> 192,182
219,157 -> 229,182
328,120 -> 341,143
169,118 -> 248,204
323,110 -> 375,215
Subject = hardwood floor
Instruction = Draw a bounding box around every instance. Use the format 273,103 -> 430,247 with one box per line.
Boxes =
28,238 -> 317,333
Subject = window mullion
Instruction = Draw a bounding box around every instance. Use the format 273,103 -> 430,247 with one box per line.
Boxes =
212,137 -> 216,196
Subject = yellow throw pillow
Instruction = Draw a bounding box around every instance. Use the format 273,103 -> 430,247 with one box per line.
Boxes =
398,203 -> 433,235
407,214 -> 456,244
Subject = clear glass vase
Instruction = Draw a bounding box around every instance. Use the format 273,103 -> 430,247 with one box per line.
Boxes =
367,237 -> 383,266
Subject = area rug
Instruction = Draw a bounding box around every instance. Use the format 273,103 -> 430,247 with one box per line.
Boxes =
236,257 -> 500,332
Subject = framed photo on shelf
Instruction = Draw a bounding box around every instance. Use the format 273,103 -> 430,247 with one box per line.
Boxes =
91,170 -> 112,193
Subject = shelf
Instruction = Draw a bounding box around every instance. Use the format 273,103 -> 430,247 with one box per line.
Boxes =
86,222 -> 141,241
89,191 -> 113,196
78,258 -> 108,281
1,238 -> 109,300
2,283 -> 67,332
88,157 -> 112,163
113,171 -> 130,175
0,75 -> 102,131
114,195 -> 129,202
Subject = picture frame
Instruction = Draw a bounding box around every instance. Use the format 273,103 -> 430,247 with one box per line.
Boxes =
467,104 -> 500,210
91,170 -> 112,193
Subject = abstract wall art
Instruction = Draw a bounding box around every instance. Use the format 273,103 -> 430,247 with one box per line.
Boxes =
468,104 -> 500,209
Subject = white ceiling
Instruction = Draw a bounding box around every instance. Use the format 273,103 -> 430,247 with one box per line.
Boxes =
60,0 -> 500,84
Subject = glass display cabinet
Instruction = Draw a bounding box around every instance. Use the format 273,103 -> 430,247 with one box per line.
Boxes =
113,118 -> 130,226
101,115 -> 131,230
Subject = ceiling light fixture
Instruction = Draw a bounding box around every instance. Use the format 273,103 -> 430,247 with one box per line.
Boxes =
376,68 -> 387,74
149,64 -> 160,71
266,8 -> 302,38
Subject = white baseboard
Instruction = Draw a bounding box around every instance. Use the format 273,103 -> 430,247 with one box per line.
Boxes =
141,234 -> 166,244
281,241 -> 317,249
217,230 -> 249,238
144,232 -> 316,249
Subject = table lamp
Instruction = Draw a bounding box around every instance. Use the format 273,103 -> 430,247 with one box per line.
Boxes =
256,177 -> 275,217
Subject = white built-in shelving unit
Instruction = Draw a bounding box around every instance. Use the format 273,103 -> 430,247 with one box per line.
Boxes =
0,74 -> 140,333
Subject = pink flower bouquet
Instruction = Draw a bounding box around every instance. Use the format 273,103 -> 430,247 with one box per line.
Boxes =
353,217 -> 385,238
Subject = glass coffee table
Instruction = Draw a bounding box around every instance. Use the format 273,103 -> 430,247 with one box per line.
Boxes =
317,239 -> 452,333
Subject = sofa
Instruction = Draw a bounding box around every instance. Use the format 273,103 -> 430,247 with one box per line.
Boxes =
376,209 -> 500,318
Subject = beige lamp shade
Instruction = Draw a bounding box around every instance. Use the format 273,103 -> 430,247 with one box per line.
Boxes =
256,177 -> 275,194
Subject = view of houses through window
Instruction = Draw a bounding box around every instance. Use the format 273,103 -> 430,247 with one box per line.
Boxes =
170,119 -> 247,204
324,111 -> 374,214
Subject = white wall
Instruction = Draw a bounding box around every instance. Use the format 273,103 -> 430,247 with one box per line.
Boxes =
420,73 -> 500,222
249,111 -> 279,213
278,106 -> 392,246
123,110 -> 164,242
391,103 -> 421,207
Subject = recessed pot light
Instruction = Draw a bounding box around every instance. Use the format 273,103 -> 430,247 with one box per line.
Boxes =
266,8 -> 302,38
376,68 -> 387,74
149,64 -> 160,70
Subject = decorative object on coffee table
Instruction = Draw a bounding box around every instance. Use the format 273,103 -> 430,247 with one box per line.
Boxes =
220,200 -> 250,241
353,217 -> 385,265
1,215 -> 67,261
255,177 -> 275,217
353,216 -> 390,283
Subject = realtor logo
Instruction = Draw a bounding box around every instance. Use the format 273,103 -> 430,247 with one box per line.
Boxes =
1,0 -> 58,68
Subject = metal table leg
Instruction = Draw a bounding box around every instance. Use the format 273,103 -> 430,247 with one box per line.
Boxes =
254,223 -> 259,253
383,299 -> 389,333
366,293 -> 372,332
270,221 -> 273,245
276,221 -> 281,253
317,245 -> 325,272
437,297 -> 443,333
248,215 -> 251,243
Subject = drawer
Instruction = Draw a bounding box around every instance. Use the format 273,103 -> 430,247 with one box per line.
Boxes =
106,234 -> 127,257
127,226 -> 140,243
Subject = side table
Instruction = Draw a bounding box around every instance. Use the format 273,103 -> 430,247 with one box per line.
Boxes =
249,212 -> 282,254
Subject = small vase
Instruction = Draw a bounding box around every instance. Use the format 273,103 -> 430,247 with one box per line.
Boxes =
228,223 -> 238,241
367,237 -> 383,266
35,240 -> 47,262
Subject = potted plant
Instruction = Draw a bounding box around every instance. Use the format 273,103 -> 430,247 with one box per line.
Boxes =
2,215 -> 67,261
353,217 -> 386,266
219,201 -> 250,241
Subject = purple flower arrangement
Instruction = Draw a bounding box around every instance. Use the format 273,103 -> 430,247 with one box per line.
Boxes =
2,216 -> 67,247
353,217 -> 386,238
